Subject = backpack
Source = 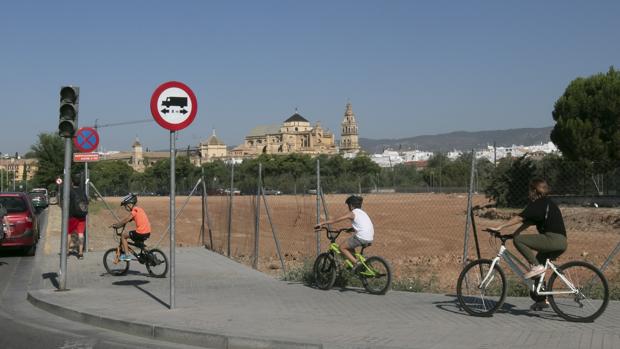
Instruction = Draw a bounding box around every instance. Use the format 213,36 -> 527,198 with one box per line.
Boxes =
70,187 -> 89,218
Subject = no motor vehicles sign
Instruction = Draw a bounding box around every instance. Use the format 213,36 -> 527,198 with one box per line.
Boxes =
150,81 -> 198,131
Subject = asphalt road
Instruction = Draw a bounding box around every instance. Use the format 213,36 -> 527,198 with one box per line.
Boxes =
0,208 -> 206,349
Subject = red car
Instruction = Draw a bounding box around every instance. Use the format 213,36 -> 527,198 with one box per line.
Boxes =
0,192 -> 39,255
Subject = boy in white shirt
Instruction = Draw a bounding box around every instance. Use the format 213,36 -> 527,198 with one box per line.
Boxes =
315,195 -> 374,271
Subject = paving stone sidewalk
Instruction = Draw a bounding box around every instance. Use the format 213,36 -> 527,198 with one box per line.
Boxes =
29,207 -> 620,349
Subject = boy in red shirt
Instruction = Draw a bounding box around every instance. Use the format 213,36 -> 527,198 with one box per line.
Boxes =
111,193 -> 151,261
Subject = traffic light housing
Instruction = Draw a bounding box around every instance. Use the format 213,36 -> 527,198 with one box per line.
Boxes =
58,86 -> 79,138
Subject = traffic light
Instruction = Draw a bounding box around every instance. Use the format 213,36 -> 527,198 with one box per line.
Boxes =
58,86 -> 79,138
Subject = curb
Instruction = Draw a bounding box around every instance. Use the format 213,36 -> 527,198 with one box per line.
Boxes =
27,292 -> 322,349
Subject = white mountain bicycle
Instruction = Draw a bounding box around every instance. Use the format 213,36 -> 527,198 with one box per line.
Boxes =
457,228 -> 609,322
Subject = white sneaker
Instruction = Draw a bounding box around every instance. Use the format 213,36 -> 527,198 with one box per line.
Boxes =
524,265 -> 545,279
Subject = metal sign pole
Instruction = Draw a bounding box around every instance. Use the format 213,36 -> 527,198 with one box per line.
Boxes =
169,131 -> 176,309
59,137 -> 72,290
84,162 -> 89,252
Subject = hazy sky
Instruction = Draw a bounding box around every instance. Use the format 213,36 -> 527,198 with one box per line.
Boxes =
1,0 -> 618,154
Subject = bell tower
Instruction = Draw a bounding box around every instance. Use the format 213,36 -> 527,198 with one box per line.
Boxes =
340,102 -> 360,153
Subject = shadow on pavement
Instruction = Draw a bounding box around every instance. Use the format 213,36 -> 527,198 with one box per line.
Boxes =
433,294 -> 560,321
42,272 -> 60,289
112,279 -> 169,308
0,249 -> 28,258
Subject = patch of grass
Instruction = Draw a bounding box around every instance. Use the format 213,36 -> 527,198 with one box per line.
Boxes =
87,200 -> 109,215
281,259 -> 315,285
392,273 -> 441,293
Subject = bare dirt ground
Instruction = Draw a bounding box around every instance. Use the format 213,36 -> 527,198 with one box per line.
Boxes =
87,194 -> 620,292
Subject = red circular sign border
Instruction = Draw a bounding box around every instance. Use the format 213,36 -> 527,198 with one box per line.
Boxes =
73,127 -> 100,153
150,81 -> 198,131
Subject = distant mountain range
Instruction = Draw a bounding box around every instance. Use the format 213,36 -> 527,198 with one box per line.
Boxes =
360,126 -> 554,153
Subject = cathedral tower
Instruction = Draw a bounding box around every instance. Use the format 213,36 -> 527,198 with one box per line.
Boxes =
340,102 -> 360,153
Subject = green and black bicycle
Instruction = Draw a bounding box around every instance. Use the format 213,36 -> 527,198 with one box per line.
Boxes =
313,227 -> 392,295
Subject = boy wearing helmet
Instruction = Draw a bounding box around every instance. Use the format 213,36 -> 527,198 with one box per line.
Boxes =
315,195 -> 374,271
111,193 -> 152,261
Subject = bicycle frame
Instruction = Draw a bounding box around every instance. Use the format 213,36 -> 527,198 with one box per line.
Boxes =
328,240 -> 375,276
481,245 -> 580,296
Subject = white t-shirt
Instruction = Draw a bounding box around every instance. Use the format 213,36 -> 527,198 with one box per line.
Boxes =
352,208 -> 374,241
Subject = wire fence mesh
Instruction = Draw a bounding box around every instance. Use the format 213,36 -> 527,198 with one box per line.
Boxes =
86,154 -> 620,296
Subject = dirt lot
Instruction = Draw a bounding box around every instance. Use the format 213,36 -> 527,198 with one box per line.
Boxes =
87,194 -> 620,292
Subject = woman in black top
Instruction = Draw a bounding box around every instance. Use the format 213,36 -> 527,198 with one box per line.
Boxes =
492,178 -> 567,279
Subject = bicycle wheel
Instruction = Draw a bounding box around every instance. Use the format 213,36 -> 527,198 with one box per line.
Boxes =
457,259 -> 506,316
145,248 -> 169,278
103,248 -> 129,276
360,256 -> 392,295
313,252 -> 336,290
547,260 -> 609,322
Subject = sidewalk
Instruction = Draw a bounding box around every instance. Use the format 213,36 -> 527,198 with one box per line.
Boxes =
29,207 -> 620,349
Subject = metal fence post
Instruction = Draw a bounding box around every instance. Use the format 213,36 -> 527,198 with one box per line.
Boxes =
316,158 -> 321,257
462,149 -> 476,267
227,163 -> 234,257
261,188 -> 286,273
253,162 -> 262,269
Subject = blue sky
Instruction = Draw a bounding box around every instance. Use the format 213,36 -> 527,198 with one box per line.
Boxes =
1,0 -> 618,154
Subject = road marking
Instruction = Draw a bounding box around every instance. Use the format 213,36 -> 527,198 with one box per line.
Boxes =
57,338 -> 96,349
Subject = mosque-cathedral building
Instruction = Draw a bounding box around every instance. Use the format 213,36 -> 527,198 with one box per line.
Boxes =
105,103 -> 361,172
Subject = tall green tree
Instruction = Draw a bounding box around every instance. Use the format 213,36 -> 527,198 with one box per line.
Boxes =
551,67 -> 620,162
30,133 -> 65,189
89,161 -> 134,196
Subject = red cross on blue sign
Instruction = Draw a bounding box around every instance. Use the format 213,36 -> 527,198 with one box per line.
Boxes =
73,127 -> 100,153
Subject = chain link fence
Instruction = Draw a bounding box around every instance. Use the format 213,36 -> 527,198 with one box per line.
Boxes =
87,153 -> 620,296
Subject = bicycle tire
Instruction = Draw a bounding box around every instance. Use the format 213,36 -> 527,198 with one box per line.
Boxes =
360,256 -> 392,295
313,252 -> 336,290
103,248 -> 129,276
456,259 -> 506,317
145,248 -> 169,278
547,260 -> 609,322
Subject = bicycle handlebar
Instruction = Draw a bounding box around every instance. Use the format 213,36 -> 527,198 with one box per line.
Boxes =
112,225 -> 125,236
472,203 -> 496,211
314,226 -> 354,241
482,228 -> 514,241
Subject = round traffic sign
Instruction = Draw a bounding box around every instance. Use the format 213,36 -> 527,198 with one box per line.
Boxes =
150,81 -> 198,131
56,178 -> 63,185
73,127 -> 100,153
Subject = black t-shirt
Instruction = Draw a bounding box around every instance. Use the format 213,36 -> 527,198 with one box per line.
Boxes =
519,197 -> 566,236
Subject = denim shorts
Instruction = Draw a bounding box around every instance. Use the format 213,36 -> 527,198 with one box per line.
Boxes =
346,236 -> 372,249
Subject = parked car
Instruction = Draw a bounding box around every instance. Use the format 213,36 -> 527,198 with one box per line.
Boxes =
31,188 -> 49,200
0,192 -> 39,255
29,192 -> 49,210
263,188 -> 282,195
307,189 -> 318,195
224,188 -> 241,195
